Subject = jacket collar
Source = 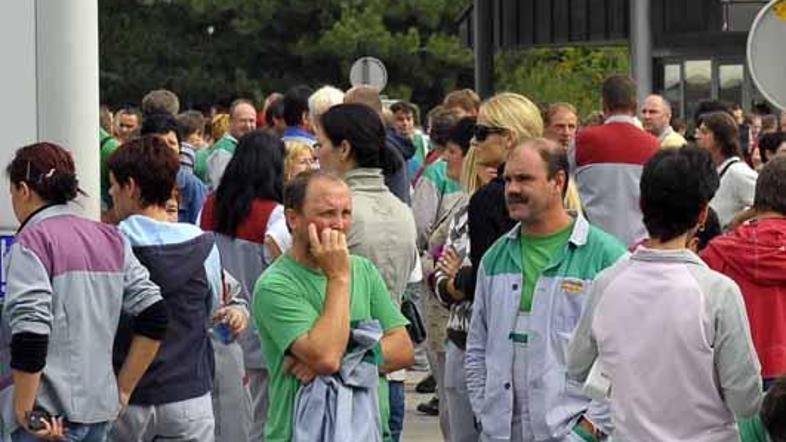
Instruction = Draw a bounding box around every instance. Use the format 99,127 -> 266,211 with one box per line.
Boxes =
658,125 -> 674,142
604,114 -> 643,129
504,211 -> 590,247
282,126 -> 316,142
343,168 -> 386,192
630,246 -> 706,267
18,203 -> 75,233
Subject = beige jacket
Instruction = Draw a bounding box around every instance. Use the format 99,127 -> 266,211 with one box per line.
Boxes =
344,168 -> 418,305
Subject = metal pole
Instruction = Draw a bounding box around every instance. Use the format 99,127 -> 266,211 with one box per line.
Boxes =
474,0 -> 494,99
630,0 -> 653,107
362,58 -> 370,85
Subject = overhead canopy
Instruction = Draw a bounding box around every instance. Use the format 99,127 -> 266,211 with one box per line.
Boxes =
458,0 -> 766,50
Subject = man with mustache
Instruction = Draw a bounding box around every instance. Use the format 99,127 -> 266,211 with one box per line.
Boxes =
465,138 -> 626,441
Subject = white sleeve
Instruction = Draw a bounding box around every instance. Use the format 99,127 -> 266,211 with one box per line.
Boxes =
265,205 -> 291,255
734,166 -> 758,209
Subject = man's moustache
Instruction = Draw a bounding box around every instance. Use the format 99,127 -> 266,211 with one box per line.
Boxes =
506,194 -> 527,204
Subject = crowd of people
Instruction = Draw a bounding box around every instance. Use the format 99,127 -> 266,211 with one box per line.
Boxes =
3,76 -> 786,442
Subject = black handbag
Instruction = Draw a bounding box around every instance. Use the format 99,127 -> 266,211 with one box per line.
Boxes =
401,298 -> 427,345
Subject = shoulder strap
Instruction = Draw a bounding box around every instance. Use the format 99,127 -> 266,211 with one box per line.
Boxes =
719,158 -> 741,179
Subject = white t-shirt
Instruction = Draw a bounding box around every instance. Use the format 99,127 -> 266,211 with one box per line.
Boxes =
709,157 -> 758,228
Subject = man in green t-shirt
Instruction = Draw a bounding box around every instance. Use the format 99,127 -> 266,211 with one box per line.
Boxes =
253,172 -> 414,442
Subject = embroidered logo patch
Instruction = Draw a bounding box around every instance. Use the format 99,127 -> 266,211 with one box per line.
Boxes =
560,279 -> 584,294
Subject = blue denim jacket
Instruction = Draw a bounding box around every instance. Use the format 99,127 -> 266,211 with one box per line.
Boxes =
292,320 -> 384,442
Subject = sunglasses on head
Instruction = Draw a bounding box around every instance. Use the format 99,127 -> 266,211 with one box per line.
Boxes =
474,125 -> 507,142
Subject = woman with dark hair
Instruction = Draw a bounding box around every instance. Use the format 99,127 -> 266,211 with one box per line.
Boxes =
757,132 -> 786,168
3,142 -> 168,441
199,130 -> 284,442
316,103 -> 417,441
568,147 -> 762,442
697,111 -> 758,228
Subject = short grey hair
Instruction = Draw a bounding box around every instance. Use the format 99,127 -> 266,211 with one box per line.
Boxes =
309,86 -> 345,128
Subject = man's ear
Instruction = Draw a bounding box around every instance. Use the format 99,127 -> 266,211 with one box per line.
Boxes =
123,177 -> 142,202
553,170 -> 568,198
285,207 -> 298,233
697,204 -> 710,228
301,111 -> 312,131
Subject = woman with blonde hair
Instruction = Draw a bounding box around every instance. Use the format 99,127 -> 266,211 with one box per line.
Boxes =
467,92 -> 543,270
283,140 -> 316,182
210,113 -> 231,142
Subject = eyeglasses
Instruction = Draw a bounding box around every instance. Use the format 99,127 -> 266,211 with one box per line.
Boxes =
473,125 -> 507,142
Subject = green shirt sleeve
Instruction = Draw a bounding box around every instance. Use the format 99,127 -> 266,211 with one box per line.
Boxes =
99,130 -> 120,207
254,274 -> 319,356
362,258 -> 409,332
737,415 -> 769,442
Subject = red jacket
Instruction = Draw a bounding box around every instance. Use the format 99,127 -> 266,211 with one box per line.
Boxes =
701,217 -> 786,378
573,120 -> 658,246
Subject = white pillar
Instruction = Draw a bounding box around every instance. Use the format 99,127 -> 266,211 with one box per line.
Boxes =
36,0 -> 101,221
0,0 -> 99,298
0,0 -> 100,234
630,0 -> 653,107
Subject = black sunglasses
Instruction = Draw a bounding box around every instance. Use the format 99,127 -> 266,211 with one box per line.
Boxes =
474,124 -> 507,142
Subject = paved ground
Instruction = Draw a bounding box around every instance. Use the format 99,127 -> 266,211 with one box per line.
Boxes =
402,371 -> 442,442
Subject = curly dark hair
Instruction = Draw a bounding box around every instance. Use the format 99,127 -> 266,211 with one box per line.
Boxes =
754,156 -> 786,215
640,147 -> 720,242
107,136 -> 179,208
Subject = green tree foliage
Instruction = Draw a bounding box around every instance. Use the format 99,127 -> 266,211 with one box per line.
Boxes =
99,0 -> 474,115
100,1 -> 629,119
495,46 -> 630,118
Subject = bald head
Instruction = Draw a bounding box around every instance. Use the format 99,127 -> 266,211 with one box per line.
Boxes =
510,138 -> 568,180
229,99 -> 257,138
641,94 -> 673,136
344,85 -> 383,114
